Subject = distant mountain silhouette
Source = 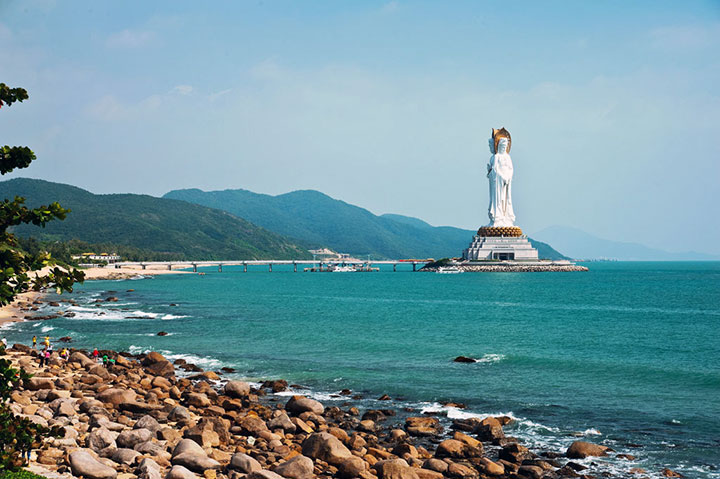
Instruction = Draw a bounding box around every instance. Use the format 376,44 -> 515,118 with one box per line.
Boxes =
164,188 -> 568,260
532,225 -> 719,261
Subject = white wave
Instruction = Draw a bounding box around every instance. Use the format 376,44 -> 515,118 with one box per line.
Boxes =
161,351 -> 222,369
40,325 -> 55,332
128,345 -> 147,355
670,419 -> 682,424
582,428 -> 602,435
161,314 -> 188,320
273,389 -> 346,402
476,353 -> 506,363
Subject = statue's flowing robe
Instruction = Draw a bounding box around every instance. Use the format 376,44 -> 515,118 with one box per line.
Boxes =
487,152 -> 515,227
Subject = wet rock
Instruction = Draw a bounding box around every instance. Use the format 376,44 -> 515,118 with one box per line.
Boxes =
662,468 -> 684,478
499,443 -> 532,463
224,380 -> 251,398
435,439 -> 482,459
301,432 -> 352,465
518,465 -> 545,479
476,457 -> 504,476
405,417 -> 442,437
286,395 -> 324,415
566,441 -> 610,459
142,351 -> 175,377
157,332 -> 169,336
453,356 -> 476,363
272,454 -> 314,479
69,449 -> 118,479
261,379 -> 288,392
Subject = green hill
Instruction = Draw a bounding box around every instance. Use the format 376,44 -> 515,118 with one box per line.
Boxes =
164,188 -> 568,260
0,178 -> 311,260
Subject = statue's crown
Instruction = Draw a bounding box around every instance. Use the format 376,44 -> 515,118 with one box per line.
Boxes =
492,127 -> 511,153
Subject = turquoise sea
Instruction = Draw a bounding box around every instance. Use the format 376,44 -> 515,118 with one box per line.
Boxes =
3,262 -> 719,478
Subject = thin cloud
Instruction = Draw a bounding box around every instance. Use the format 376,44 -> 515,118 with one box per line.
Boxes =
106,29 -> 155,48
649,23 -> 720,49
172,85 -> 193,96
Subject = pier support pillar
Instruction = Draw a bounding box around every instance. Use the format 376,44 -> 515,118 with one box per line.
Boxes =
293,262 -> 297,272
192,264 -> 197,273
243,263 -> 247,273
393,264 -> 397,272
413,263 -> 417,272
269,264 -> 273,272
141,264 -> 146,270
218,264 -> 223,272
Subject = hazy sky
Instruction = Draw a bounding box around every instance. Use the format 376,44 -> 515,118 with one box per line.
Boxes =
1,1 -> 719,254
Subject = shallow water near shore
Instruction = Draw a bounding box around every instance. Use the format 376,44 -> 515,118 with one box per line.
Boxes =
4,262 -> 719,478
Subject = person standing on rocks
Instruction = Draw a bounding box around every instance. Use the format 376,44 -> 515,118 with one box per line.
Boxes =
32,335 -> 37,348
43,348 -> 51,366
102,354 -> 108,367
92,347 -> 99,360
44,335 -> 49,348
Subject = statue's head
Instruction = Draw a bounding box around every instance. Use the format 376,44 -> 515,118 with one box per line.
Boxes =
497,138 -> 509,154
492,127 -> 512,154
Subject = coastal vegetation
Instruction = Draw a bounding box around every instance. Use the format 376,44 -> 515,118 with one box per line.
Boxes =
0,179 -> 312,261
0,83 -> 72,472
164,188 -> 569,260
0,85 -> 84,307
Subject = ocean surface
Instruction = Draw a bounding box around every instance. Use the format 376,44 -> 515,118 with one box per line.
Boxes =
3,262 -> 719,478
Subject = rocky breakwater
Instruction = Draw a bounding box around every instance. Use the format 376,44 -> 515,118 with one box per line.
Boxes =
4,344 -> 651,479
425,264 -> 588,273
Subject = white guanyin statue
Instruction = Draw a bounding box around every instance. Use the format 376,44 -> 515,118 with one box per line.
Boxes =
486,129 -> 515,227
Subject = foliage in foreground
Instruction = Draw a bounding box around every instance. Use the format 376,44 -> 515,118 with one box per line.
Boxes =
0,469 -> 49,479
0,83 -> 84,307
0,82 -> 79,470
0,358 -> 63,470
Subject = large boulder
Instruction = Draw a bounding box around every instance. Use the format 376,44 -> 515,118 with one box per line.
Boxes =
168,405 -> 192,422
165,465 -> 197,479
224,380 -> 251,398
338,456 -> 368,478
70,351 -> 96,367
142,351 -> 175,377
435,439 -> 482,459
286,395 -> 324,415
69,449 -> 118,479
237,416 -> 269,436
138,458 -> 162,479
134,414 -> 162,433
171,439 -> 221,473
247,472 -> 285,479
111,448 -> 141,466
566,441 -> 610,459
268,412 -> 296,433
273,455 -> 314,479
117,428 -> 153,449
229,453 -> 262,473
24,377 -> 55,391
87,427 -> 117,452
373,459 -> 420,479
301,432 -> 352,466
97,388 -> 136,406
405,417 -> 442,437
476,458 -> 504,476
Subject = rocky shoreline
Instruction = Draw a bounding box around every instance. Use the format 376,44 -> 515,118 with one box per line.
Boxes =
3,340 -> 677,479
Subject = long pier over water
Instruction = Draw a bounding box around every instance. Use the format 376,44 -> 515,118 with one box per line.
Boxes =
113,259 -> 432,273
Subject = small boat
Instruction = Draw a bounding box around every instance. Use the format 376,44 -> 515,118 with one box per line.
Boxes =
436,266 -> 463,274
332,265 -> 357,273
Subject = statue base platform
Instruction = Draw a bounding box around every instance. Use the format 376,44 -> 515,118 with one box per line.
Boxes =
477,226 -> 523,237
463,231 -> 539,261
